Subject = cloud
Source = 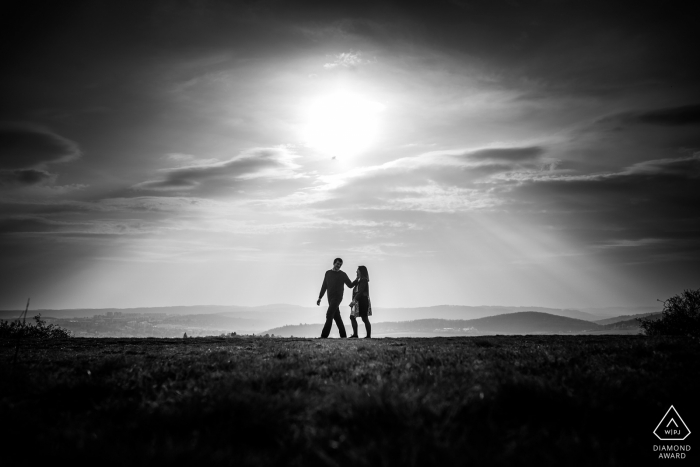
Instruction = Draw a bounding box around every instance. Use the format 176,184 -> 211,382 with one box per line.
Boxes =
558,103 -> 700,173
0,124 -> 81,187
163,153 -> 222,167
510,152 -> 700,184
0,216 -> 91,235
594,104 -> 700,130
323,52 -> 375,69
504,153 -> 700,252
287,145 -> 700,263
290,145 -> 550,213
0,123 -> 81,169
0,213 -> 165,236
463,146 -> 545,162
0,168 -> 55,186
623,152 -> 700,177
323,145 -> 548,188
132,147 -> 303,193
628,104 -> 700,127
0,200 -> 109,216
101,196 -> 225,212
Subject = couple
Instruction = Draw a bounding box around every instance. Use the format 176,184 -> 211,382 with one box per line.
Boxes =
316,258 -> 372,339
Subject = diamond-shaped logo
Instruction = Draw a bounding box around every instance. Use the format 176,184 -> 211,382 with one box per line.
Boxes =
654,405 -> 691,441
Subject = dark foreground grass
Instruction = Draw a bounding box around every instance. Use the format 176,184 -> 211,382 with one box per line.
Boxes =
1,336 -> 698,466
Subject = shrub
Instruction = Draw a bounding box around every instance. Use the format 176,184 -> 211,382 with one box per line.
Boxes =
0,314 -> 72,339
638,289 -> 700,338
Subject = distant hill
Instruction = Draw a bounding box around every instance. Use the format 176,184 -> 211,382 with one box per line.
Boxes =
264,312 -> 604,337
0,305 -> 253,320
1,305 -> 660,336
363,305 -> 600,322
0,306 -> 653,337
598,313 -> 661,331
594,312 -> 662,325
158,314 -> 267,331
456,312 -> 601,333
0,304 -> 602,332
579,306 -> 661,318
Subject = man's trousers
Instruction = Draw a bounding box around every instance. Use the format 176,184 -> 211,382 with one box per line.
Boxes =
320,298 -> 347,338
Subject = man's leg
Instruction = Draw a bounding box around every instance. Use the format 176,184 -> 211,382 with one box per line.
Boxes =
321,299 -> 340,338
333,308 -> 347,338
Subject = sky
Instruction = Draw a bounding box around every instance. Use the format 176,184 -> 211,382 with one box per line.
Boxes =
1,0 -> 698,310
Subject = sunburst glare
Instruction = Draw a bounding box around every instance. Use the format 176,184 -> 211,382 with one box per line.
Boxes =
303,92 -> 385,158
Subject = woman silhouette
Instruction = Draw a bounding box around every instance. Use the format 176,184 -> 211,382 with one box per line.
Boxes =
349,265 -> 372,338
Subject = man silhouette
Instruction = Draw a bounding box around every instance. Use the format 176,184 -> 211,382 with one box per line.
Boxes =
317,257 -> 356,338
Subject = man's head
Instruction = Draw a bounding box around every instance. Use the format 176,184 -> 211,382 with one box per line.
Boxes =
332,258 -> 343,271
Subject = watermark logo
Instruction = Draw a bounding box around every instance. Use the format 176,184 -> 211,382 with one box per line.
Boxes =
654,405 -> 691,441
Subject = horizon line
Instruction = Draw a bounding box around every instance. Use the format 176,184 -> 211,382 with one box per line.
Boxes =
0,302 -> 661,312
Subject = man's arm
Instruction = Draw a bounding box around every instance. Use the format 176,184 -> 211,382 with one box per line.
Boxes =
343,272 -> 355,288
317,274 -> 327,305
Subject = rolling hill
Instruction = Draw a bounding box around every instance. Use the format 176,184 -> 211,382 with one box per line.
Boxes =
594,312 -> 661,325
264,312 -> 608,338
1,305 -> 657,336
580,306 -> 661,318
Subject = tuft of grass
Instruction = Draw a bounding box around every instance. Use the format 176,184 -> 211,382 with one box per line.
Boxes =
0,314 -> 72,339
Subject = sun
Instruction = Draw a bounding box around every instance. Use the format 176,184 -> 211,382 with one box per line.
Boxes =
303,93 -> 384,158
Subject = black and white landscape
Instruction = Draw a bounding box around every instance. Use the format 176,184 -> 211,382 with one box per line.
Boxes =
1,1 -> 698,466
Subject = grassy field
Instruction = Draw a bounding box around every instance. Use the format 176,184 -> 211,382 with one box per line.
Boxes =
1,335 -> 697,466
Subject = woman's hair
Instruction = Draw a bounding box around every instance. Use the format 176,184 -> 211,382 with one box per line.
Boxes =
358,265 -> 369,281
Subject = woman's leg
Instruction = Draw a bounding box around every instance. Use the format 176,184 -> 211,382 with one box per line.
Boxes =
349,316 -> 358,337
361,316 -> 371,338
358,296 -> 371,338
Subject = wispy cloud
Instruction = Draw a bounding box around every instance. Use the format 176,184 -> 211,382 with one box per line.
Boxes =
0,123 -> 81,186
132,147 -> 304,193
163,153 -> 222,167
611,104 -> 700,127
463,146 -> 545,162
294,145 -> 551,213
502,152 -> 700,255
323,51 -> 375,69
0,123 -> 81,169
0,168 -> 55,186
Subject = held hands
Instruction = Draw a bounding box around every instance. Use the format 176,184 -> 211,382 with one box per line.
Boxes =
349,301 -> 355,308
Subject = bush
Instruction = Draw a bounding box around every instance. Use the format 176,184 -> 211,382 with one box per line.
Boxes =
638,289 -> 700,338
0,314 -> 72,339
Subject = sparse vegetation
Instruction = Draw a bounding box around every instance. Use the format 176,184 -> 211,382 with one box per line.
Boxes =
638,289 -> 700,338
1,335 -> 697,466
0,314 -> 72,339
